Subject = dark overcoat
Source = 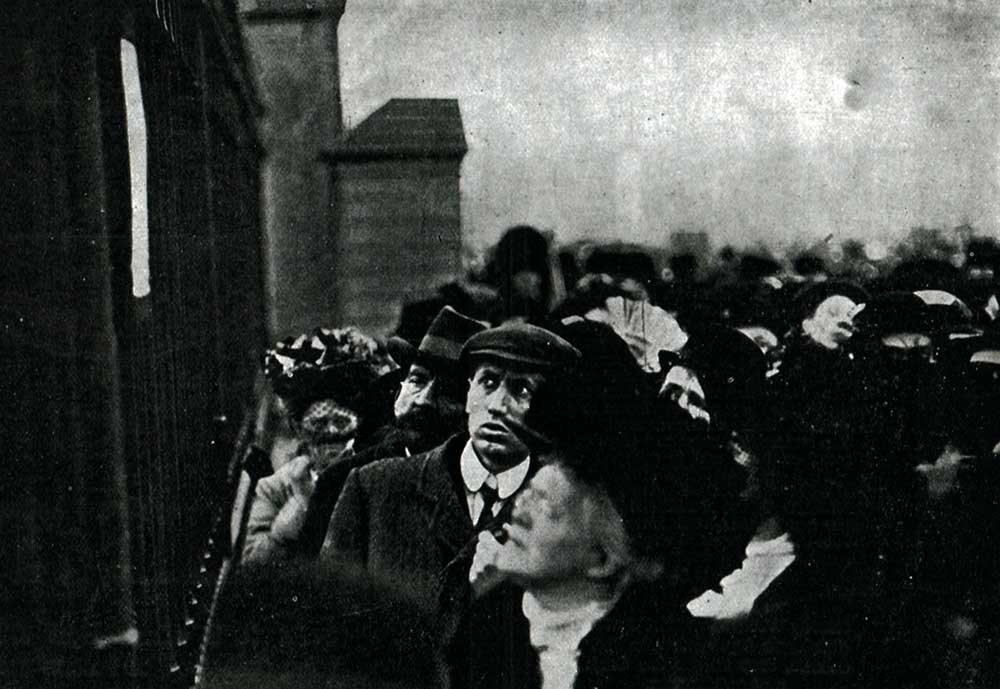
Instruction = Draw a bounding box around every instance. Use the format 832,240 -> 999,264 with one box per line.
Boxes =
321,432 -> 537,689
320,433 -> 478,610
293,426 -> 412,558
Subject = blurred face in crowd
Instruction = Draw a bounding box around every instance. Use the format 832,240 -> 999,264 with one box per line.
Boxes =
297,399 -> 360,470
394,363 -> 466,436
466,361 -> 546,471
802,295 -> 860,350
497,463 -> 619,588
511,270 -> 544,301
661,365 -> 711,425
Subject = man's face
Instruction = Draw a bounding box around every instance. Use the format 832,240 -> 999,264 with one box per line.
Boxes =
394,363 -> 466,433
661,365 -> 711,425
496,463 -> 602,586
465,361 -> 545,471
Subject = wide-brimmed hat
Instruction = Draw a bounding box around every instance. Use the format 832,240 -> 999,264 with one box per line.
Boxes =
852,291 -> 931,341
671,324 -> 768,433
853,290 -> 979,344
459,321 -> 581,372
912,289 -> 978,335
262,327 -> 389,417
510,319 -> 650,450
386,306 -> 487,373
711,282 -> 788,335
508,332 -> 662,556
513,348 -> 714,564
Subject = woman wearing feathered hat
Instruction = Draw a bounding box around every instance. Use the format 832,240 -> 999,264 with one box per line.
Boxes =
241,327 -> 391,567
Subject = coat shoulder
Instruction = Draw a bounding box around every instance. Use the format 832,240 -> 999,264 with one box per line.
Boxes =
353,436 -> 460,496
354,454 -> 421,490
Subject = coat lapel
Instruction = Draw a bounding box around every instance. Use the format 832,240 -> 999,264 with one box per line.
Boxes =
415,434 -> 475,555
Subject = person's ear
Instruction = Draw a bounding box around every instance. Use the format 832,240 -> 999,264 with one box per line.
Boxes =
465,377 -> 474,415
585,543 -> 622,581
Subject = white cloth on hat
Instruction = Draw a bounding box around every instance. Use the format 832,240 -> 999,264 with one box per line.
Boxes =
600,297 -> 688,372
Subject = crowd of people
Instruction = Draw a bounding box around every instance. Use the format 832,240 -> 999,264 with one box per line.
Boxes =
206,225 -> 1000,689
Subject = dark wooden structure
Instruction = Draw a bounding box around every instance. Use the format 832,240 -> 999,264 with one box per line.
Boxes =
322,98 -> 468,337
1,2 -> 265,687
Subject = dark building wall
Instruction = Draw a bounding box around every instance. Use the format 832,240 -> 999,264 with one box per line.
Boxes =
239,0 -> 345,338
1,2 -> 265,686
331,158 -> 464,335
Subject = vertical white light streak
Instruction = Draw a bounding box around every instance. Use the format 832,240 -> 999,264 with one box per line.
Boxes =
120,39 -> 150,299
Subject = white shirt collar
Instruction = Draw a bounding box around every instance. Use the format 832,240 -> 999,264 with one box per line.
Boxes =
460,440 -> 531,499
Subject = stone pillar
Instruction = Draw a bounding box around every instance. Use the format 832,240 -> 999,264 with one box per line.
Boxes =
239,0 -> 346,337
322,99 -> 468,338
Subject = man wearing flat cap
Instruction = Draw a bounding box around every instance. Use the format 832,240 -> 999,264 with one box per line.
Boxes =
319,322 -> 580,641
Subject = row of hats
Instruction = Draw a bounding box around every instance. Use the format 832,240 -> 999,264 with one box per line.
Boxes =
395,313 -> 675,564
712,278 -> 990,339
461,316 -> 754,565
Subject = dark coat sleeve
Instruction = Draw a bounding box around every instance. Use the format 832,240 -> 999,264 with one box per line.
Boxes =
321,466 -> 369,569
296,432 -> 411,557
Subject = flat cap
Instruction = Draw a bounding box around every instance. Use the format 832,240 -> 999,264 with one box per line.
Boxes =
460,322 -> 581,371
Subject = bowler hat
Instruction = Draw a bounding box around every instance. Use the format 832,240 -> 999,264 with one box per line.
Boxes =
459,322 -> 581,372
387,306 -> 487,373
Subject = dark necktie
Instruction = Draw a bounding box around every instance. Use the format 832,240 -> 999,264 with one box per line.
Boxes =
474,479 -> 500,531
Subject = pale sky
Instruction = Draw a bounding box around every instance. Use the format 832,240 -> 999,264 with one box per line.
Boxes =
339,0 -> 1000,253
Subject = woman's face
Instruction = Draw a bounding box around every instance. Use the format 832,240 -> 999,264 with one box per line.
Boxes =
495,464 -> 603,586
297,398 -> 360,469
